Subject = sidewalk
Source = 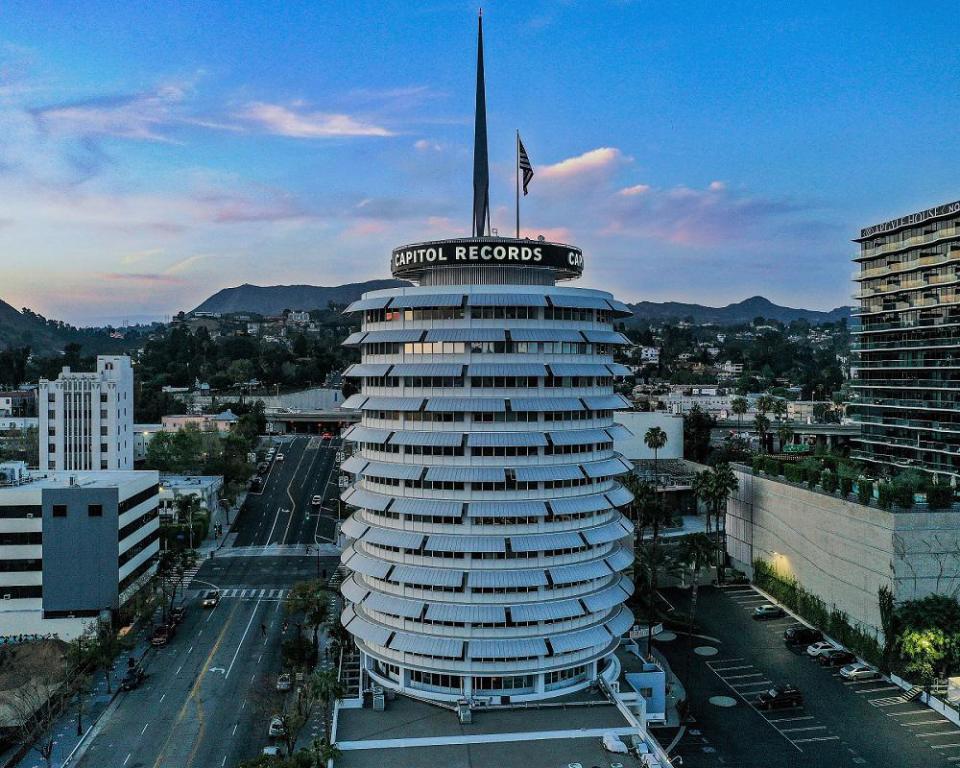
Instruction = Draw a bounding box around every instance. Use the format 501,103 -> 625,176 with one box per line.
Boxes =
7,629 -> 154,768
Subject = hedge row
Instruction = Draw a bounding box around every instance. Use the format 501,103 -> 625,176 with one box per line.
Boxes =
753,559 -> 883,666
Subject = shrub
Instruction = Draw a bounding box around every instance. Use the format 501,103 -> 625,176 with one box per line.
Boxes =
892,484 -> 915,509
764,458 -> 782,476
877,482 -> 893,510
752,456 -> 765,474
821,471 -> 838,494
784,464 -> 804,483
858,479 -> 874,506
927,483 -> 955,510
840,477 -> 854,497
806,467 -> 820,488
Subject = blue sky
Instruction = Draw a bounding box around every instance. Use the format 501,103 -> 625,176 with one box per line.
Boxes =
1,1 -> 958,325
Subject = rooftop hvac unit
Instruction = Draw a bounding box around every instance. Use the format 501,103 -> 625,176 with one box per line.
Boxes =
0,461 -> 27,487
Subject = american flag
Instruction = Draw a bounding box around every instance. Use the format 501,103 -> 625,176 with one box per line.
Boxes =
518,134 -> 534,195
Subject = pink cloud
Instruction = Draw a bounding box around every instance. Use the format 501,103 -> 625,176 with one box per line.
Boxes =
238,102 -> 394,138
539,147 -> 626,181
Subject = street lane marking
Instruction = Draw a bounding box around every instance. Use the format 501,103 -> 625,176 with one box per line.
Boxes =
141,722 -> 149,735
225,598 -> 263,680
159,693 -> 165,703
124,754 -> 131,766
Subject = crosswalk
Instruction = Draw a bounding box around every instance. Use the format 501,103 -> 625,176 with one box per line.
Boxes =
219,587 -> 289,600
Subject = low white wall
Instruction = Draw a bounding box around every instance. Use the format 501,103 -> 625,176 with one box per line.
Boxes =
613,411 -> 684,462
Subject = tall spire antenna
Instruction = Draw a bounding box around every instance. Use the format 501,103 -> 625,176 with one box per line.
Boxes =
472,8 -> 490,237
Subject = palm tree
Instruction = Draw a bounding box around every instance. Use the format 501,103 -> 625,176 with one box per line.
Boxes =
731,396 -> 748,432
632,483 -> 674,656
772,397 -> 787,423
706,462 -> 738,581
691,470 -> 713,534
644,426 -> 668,490
753,413 -> 771,454
312,667 -> 345,745
777,423 -> 794,453
678,533 -> 715,675
311,737 -> 341,766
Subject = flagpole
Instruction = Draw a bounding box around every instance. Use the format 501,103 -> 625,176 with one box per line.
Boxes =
515,129 -> 520,239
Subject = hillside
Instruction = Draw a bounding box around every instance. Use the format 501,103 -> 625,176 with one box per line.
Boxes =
190,280 -> 409,316
0,299 -> 138,355
626,296 -> 851,325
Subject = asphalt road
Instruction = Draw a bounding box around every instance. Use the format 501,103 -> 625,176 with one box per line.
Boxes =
656,584 -> 960,768
75,435 -> 344,768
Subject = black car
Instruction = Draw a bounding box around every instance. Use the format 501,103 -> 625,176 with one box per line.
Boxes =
818,649 -> 857,667
120,666 -> 146,691
169,606 -> 186,625
784,625 -> 823,645
756,684 -> 803,710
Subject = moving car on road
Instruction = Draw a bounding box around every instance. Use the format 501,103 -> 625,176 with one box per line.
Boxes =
120,665 -> 146,691
753,604 -> 785,620
756,684 -> 803,710
169,606 -> 186,625
818,649 -> 857,667
806,641 -> 837,657
276,453 -> 285,461
840,662 -> 879,680
311,495 -> 322,507
276,673 -> 292,691
201,590 -> 221,608
784,625 -> 823,646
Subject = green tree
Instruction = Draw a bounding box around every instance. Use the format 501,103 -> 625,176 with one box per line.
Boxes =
285,580 -> 332,650
155,549 -> 198,619
753,413 -> 770,454
679,533 -> 716,673
900,627 -> 948,693
776,423 -> 794,453
311,667 -> 345,746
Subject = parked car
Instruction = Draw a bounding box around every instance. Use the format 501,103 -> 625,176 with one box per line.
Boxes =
262,746 -> 282,757
311,495 -> 322,507
150,624 -> 172,648
753,604 -> 785,620
716,567 -> 749,585
250,476 -> 263,491
169,606 -> 186,625
276,453 -> 285,462
818,649 -> 857,667
257,462 -> 269,473
840,662 -> 879,681
806,641 -> 837,658
756,684 -> 803,710
276,673 -> 292,692
201,590 -> 221,608
268,716 -> 286,738
784,626 -> 823,646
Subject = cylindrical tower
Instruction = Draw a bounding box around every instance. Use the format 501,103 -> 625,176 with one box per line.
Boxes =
338,237 -> 636,703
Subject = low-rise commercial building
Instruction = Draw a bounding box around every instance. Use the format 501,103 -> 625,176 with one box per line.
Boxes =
0,462 -> 159,639
160,410 -> 238,433
157,475 -> 223,522
0,390 -> 36,418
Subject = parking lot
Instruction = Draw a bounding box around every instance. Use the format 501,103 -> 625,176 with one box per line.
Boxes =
655,583 -> 960,767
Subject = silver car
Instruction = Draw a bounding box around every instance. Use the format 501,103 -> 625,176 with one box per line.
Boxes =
840,662 -> 878,680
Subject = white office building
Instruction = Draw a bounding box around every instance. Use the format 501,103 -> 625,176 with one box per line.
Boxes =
39,355 -> 134,472
337,236 -> 637,703
0,462 -> 159,640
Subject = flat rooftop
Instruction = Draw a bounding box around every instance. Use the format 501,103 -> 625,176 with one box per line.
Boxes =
335,690 -> 645,768
0,469 -> 157,496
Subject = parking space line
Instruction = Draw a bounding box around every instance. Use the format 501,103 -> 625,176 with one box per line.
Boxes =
915,730 -> 960,737
871,696 -> 909,707
931,743 -> 960,750
901,719 -> 950,727
711,663 -> 751,672
725,672 -> 766,679
855,685 -> 900,694
793,736 -> 840,744
731,681 -> 774,690
781,726 -> 827,734
887,708 -> 932,717
767,716 -> 815,723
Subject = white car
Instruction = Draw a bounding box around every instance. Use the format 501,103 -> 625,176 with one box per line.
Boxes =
276,453 -> 285,461
268,716 -> 286,737
311,495 -> 322,507
276,672 -> 292,691
262,746 -> 282,757
806,641 -> 837,657
840,662 -> 878,680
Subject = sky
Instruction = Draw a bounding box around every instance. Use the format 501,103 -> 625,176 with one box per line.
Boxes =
2,1 -> 959,326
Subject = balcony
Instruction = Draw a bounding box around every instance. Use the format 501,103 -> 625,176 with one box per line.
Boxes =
855,228 -> 960,261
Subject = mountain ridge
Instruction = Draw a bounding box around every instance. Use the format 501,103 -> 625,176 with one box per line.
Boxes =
189,280 -> 409,315
625,295 -> 851,325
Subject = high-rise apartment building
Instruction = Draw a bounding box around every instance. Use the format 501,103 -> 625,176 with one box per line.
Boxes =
337,241 -> 637,703
851,200 -> 960,479
39,355 -> 134,472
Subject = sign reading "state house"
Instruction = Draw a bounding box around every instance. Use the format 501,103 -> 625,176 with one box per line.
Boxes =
391,238 -> 584,279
